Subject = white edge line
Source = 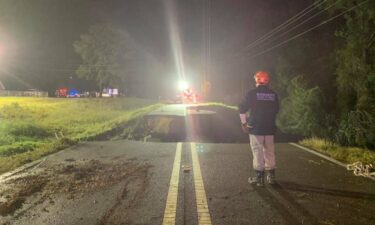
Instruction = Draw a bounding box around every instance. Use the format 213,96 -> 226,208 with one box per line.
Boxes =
0,156 -> 49,184
0,148 -> 69,183
289,142 -> 347,167
289,142 -> 375,182
0,142 -> 78,182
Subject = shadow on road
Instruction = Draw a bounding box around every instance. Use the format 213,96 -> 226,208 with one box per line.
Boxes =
253,181 -> 375,225
277,181 -> 375,201
254,184 -> 318,225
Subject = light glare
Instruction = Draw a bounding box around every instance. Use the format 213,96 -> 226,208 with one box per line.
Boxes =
178,80 -> 188,90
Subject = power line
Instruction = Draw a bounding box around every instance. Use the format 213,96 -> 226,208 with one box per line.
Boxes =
208,0 -> 211,82
244,0 -> 323,50
244,0 -> 369,60
203,0 -> 211,82
245,0 -> 342,53
245,0 -> 328,51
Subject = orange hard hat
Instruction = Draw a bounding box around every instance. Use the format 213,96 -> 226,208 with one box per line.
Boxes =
254,71 -> 270,85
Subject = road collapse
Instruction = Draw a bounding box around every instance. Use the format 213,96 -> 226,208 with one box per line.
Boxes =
146,105 -> 249,143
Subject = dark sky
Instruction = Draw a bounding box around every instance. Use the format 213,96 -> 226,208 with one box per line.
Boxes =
0,0 -> 320,98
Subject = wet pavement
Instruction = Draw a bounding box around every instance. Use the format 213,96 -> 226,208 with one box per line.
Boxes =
1,141 -> 374,225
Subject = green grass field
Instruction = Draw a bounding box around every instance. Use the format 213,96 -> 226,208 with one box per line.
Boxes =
0,97 -> 160,174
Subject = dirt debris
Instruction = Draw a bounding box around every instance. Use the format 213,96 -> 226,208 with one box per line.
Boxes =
0,158 -> 150,217
0,175 -> 47,216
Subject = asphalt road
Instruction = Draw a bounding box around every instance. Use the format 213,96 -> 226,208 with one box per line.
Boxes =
1,141 -> 374,225
1,104 -> 374,225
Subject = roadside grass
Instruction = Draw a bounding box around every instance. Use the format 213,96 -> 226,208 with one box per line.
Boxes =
0,97 -> 160,174
300,138 -> 375,165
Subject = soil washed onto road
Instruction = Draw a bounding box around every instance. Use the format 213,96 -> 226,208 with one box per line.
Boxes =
0,155 -> 150,224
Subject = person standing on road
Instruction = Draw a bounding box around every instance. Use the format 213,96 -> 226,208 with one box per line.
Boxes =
238,71 -> 279,187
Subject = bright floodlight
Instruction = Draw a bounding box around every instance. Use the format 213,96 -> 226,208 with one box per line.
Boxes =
178,80 -> 188,90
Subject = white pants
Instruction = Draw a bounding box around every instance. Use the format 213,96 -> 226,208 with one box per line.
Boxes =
249,135 -> 276,171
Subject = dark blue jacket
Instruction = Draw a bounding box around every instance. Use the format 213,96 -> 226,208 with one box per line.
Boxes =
239,85 -> 279,135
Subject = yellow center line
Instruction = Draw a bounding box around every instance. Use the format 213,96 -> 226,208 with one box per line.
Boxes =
191,142 -> 212,225
162,142 -> 182,225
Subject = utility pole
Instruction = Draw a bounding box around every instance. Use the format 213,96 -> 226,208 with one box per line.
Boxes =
0,80 -> 5,90
202,0 -> 211,100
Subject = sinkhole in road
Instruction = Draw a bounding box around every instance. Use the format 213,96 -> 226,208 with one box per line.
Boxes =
145,105 -> 301,143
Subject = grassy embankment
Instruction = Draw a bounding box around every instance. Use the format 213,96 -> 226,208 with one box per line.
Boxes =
0,97 -> 161,174
300,138 -> 375,165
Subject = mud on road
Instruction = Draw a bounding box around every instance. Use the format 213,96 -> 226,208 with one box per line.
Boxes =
0,155 -> 151,225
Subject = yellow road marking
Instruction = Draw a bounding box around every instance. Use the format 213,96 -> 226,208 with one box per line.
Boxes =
162,142 -> 182,225
191,142 -> 212,225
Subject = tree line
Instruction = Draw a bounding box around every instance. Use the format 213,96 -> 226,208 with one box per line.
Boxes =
274,0 -> 374,149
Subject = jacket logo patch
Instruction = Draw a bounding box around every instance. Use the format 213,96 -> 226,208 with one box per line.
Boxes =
256,93 -> 275,101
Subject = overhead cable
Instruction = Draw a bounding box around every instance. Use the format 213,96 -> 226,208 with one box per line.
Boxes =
245,0 -> 369,60
244,0 -> 328,50
245,0 -> 342,52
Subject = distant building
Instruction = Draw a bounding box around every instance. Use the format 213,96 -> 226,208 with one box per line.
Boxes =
0,80 -> 5,90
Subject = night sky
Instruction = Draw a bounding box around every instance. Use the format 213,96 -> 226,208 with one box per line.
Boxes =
0,0 -> 326,99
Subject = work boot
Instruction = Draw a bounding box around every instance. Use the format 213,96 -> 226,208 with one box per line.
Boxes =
248,170 -> 264,187
266,169 -> 276,185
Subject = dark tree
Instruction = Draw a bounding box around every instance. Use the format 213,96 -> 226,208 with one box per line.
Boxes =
74,24 -> 133,96
323,0 -> 375,147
